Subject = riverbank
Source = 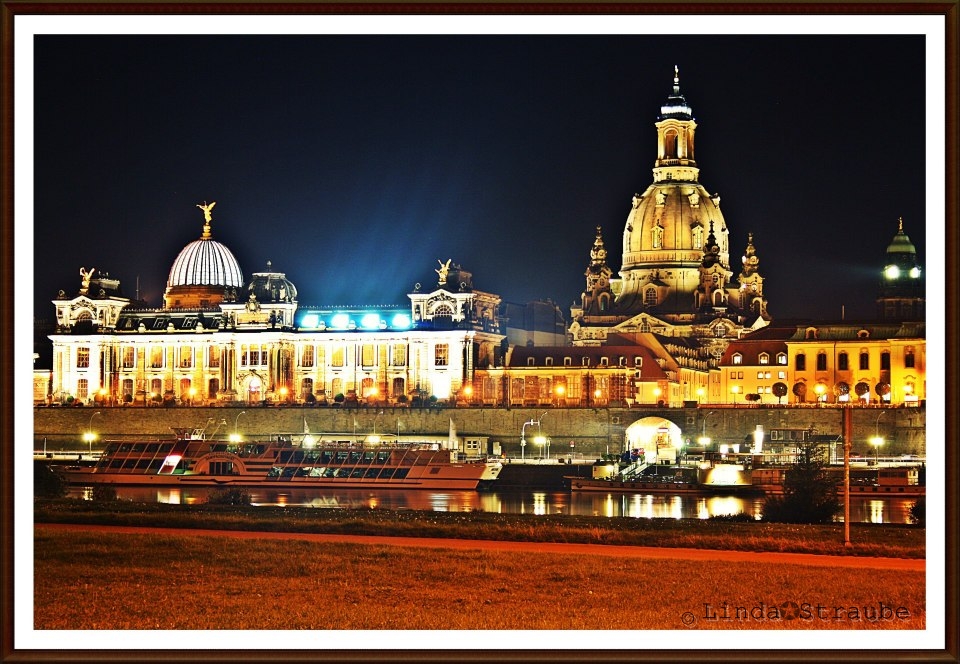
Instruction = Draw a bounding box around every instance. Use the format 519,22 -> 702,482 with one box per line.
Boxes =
33,498 -> 925,558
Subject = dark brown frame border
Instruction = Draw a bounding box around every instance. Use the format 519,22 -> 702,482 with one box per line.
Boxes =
2,3 -> 956,663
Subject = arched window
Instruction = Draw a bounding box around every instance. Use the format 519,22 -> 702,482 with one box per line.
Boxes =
664,130 -> 678,158
644,288 -> 657,306
837,352 -> 849,371
905,348 -> 915,368
758,353 -> 769,365
732,353 -> 743,365
795,354 -> 806,371
859,352 -> 869,370
652,224 -> 664,249
776,353 -> 787,365
816,352 -> 827,371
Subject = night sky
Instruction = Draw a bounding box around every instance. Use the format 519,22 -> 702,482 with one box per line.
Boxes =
32,32 -> 929,323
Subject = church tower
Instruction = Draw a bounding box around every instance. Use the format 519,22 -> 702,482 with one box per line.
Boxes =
570,67 -> 769,346
876,217 -> 924,321
570,226 -> 616,318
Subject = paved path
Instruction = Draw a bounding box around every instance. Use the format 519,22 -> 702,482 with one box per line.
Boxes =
36,523 -> 924,572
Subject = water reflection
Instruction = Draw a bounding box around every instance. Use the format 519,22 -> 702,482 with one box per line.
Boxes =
66,486 -> 917,524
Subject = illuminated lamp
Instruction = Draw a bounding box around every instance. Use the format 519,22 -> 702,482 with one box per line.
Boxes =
360,313 -> 380,329
909,267 -> 921,278
331,313 -> 350,329
391,313 -> 411,329
883,265 -> 900,280
302,435 -> 316,448
301,313 -> 319,328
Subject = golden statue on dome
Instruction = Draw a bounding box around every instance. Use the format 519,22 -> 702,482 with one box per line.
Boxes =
197,201 -> 216,223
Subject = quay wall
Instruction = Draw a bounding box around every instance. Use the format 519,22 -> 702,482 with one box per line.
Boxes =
33,404 -> 927,459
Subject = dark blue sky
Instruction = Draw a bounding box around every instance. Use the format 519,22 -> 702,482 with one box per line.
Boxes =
33,33 -> 928,322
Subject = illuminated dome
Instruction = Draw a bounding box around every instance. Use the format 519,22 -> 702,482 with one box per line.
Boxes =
163,204 -> 244,309
246,261 -> 298,303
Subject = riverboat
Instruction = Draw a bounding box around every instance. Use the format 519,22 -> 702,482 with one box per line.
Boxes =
57,426 -> 503,490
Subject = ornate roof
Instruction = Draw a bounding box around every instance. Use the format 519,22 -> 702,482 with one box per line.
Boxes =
166,204 -> 244,289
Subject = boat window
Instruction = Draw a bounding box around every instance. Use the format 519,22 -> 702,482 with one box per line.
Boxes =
349,451 -> 363,464
430,467 -> 441,474
123,460 -> 137,469
110,459 -> 124,469
379,468 -> 395,479
363,451 -> 376,463
136,460 -> 151,470
364,468 -> 380,478
335,451 -> 349,464
350,468 -> 365,478
149,459 -> 163,471
118,444 -> 131,453
376,451 -> 391,464
394,468 -> 409,480
132,444 -> 145,453
146,443 -> 159,454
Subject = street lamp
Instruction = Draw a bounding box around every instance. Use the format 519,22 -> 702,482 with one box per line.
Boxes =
653,387 -> 662,406
188,387 -> 197,406
555,384 -> 565,407
230,410 -> 247,443
696,387 -> 705,404
731,385 -> 740,404
870,410 -> 887,466
814,383 -> 826,404
870,435 -> 884,466
698,411 -> 716,447
84,411 -> 102,455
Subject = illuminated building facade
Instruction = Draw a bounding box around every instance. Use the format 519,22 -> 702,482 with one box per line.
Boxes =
48,213 -> 505,407
569,68 -> 771,356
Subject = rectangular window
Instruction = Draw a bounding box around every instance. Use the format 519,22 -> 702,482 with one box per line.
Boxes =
76,347 -> 90,368
122,347 -> 135,369
208,346 -> 221,369
435,344 -> 449,367
881,352 -> 891,371
180,346 -> 193,369
757,371 -> 764,379
361,344 -> 375,366
392,345 -> 406,366
778,371 -> 786,380
301,345 -> 315,368
730,371 -> 737,379
859,353 -> 869,370
816,353 -> 827,371
76,379 -> 88,399
905,350 -> 915,368
331,347 -> 345,367
150,346 -> 164,369
795,354 -> 806,371
122,378 -> 134,398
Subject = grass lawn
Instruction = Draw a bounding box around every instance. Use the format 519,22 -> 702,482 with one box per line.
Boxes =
34,530 -> 925,631
32,499 -> 925,631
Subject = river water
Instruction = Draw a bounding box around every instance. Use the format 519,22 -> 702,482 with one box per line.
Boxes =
69,486 -> 917,524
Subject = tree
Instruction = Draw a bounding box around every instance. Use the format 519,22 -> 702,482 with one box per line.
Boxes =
772,382 -> 788,404
792,381 -> 807,403
761,443 -> 840,524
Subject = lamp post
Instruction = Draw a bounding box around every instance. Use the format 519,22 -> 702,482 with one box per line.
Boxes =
699,411 -> 716,447
814,383 -> 826,405
555,384 -> 565,408
231,410 -> 247,443
84,411 -> 102,455
696,387 -> 705,404
731,385 -> 740,404
188,387 -> 197,406
520,412 -> 547,461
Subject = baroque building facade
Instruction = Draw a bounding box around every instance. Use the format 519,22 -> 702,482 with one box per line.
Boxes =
47,211 -> 506,408
40,71 -> 924,413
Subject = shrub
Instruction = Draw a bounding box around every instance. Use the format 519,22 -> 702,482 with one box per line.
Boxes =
709,512 -> 754,522
207,488 -> 251,506
908,497 -> 925,527
91,485 -> 118,502
34,462 -> 67,498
